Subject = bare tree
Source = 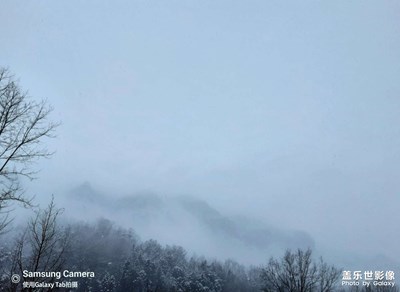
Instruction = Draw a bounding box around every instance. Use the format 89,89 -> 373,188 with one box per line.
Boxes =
7,198 -> 70,291
260,248 -> 341,292
0,67 -> 58,233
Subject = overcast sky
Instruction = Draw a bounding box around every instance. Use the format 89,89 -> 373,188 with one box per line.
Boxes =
1,0 -> 400,262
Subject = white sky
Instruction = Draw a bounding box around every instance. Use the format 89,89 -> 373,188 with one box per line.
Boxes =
1,0 -> 400,263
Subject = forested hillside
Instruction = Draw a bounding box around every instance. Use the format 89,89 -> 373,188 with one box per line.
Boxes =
0,201 -> 397,291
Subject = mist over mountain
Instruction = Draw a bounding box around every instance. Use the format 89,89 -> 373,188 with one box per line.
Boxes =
64,182 -> 314,265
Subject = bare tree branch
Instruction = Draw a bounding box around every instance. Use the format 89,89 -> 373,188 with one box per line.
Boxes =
0,67 -> 59,233
261,248 -> 340,292
8,197 -> 70,291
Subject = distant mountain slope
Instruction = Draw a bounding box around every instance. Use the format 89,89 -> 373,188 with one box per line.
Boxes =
65,182 -> 314,264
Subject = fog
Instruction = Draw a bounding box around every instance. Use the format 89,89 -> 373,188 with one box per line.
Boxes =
1,0 -> 400,273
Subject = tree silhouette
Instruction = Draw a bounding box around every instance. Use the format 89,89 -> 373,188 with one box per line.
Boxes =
0,67 -> 58,233
260,248 -> 340,292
